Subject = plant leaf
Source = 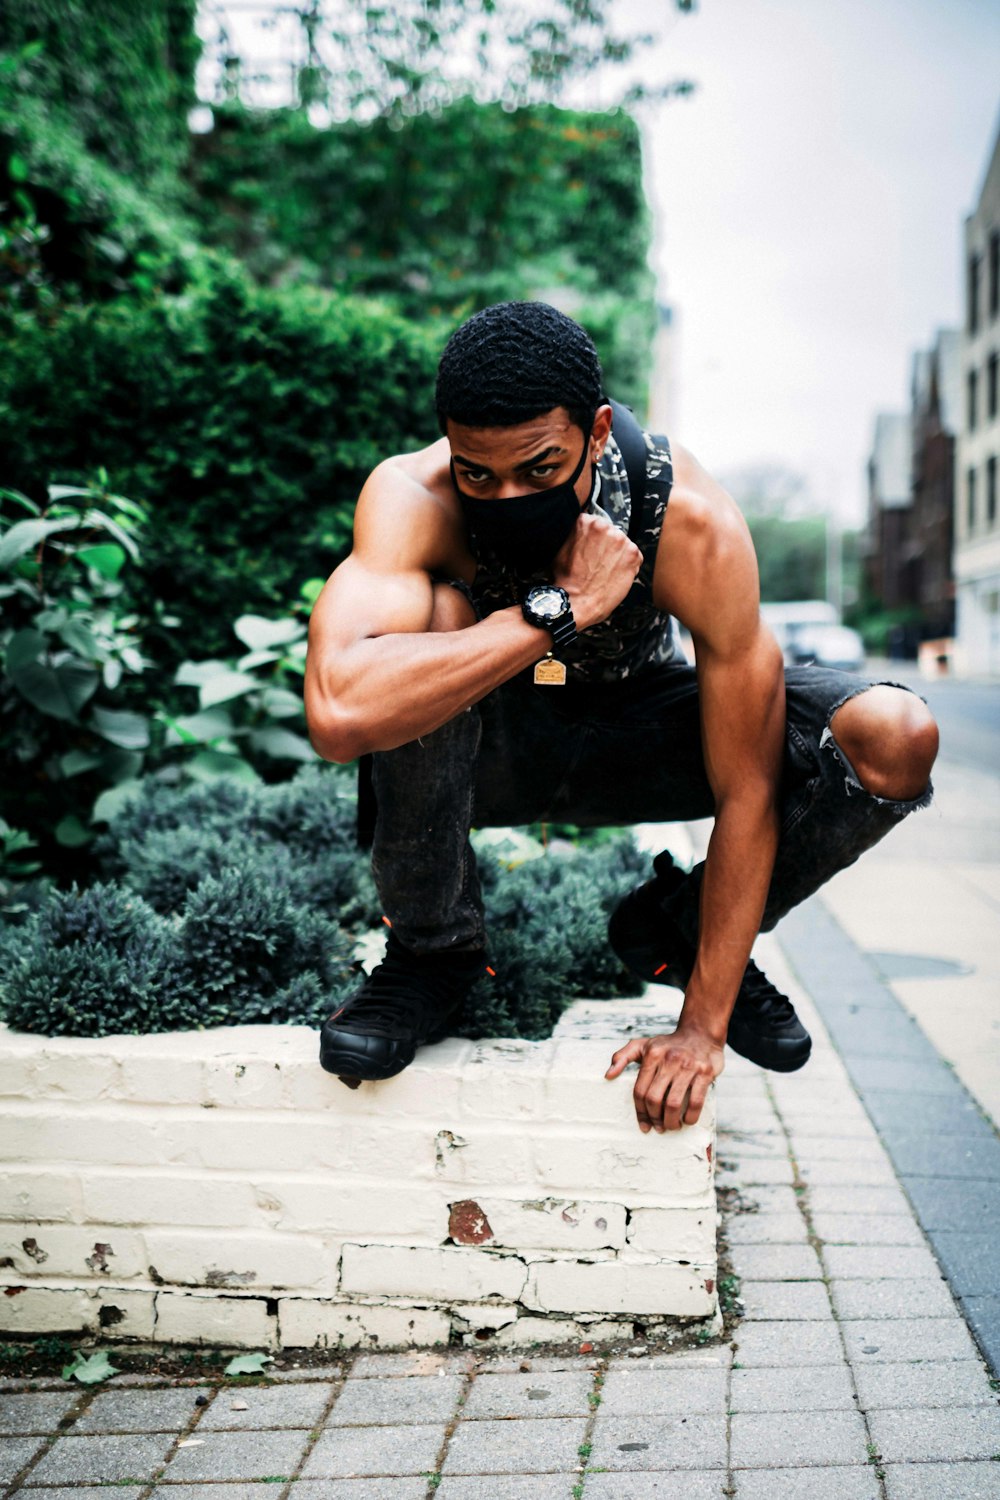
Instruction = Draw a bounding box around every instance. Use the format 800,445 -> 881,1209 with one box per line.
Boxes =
54,814 -> 92,847
248,726 -> 317,762
77,543 -> 126,579
199,670 -> 258,709
224,1351 -> 274,1377
0,516 -> 80,570
91,780 -> 144,823
186,750 -> 260,784
62,1350 -> 119,1384
89,705 -> 150,749
233,614 -> 305,651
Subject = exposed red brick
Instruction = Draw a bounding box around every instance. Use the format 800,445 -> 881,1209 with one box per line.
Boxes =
448,1199 -> 494,1245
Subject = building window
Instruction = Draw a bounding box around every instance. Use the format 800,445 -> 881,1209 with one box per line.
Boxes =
968,367 -> 978,431
968,466 -> 977,531
969,251 -> 982,334
989,456 -> 998,527
989,352 -> 998,420
991,230 -> 1000,320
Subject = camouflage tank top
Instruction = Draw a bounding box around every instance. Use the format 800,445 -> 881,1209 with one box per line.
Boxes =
468,427 -> 677,683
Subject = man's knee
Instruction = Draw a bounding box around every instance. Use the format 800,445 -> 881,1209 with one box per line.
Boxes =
830,684 -> 938,802
429,582 -> 477,633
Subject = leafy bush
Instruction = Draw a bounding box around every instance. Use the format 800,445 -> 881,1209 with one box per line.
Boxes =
0,264 -> 445,657
189,98 -> 655,409
0,765 -> 647,1041
0,2 -> 199,191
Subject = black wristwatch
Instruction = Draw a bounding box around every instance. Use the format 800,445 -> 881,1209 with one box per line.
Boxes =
521,584 -> 577,652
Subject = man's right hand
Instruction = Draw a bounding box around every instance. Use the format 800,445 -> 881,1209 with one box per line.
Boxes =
553,513 -> 643,631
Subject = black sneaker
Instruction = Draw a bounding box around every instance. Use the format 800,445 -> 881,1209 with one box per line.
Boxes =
608,853 -> 812,1073
319,932 -> 485,1082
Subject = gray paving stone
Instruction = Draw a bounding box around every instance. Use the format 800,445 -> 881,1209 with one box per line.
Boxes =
587,1413 -> 726,1471
730,1407 -> 868,1468
71,1387 -> 211,1433
302,1423 -> 446,1478
805,1184 -> 915,1216
843,1057 -> 958,1097
868,1404 -> 1000,1462
270,1363 -> 345,1381
785,1134 -> 886,1162
328,1374 -> 463,1426
0,1392 -> 79,1434
728,1243 -> 823,1281
597,1366 -> 728,1416
931,1231 -> 999,1296
733,1468 -> 880,1499
823,1244 -> 942,1280
959,1293 -> 1000,1374
150,1488 -> 289,1500
798,1158 -> 899,1187
15,1491 -> 132,1500
810,1212 -> 925,1246
852,1359 -> 997,1410
198,1382 -> 333,1429
830,1277 -> 955,1320
157,1428 -> 311,1481
285,1484 -> 429,1499
633,1347 -> 732,1370
24,1432 -> 175,1485
863,1089 -> 996,1141
892,1132 -> 1000,1181
730,1363 -> 855,1412
717,1129 -> 788,1158
903,1175 -> 1000,1234
0,1435 -> 47,1483
841,1316 -> 982,1364
437,1477 -> 579,1499
882,1461 -> 1000,1499
459,1371 -> 591,1419
583,1474 -> 730,1499
732,1320 -> 844,1367
726,1212 -> 809,1246
717,1157 -> 796,1187
740,1280 -> 833,1321
729,1185 -> 803,1214
441,1416 -> 586,1474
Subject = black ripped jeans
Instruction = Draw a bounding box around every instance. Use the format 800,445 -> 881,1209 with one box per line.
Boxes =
370,660 -> 932,955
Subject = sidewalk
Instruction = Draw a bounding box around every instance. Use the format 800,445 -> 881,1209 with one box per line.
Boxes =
2,919 -> 999,1498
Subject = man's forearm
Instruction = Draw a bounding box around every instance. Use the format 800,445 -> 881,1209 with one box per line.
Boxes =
678,792 -> 781,1041
309,607 -> 551,762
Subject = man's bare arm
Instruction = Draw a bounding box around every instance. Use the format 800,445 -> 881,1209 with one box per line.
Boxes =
607,444 -> 784,1130
305,460 -> 641,762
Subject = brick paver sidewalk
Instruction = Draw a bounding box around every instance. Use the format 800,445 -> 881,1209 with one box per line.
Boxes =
3,933 -> 999,1498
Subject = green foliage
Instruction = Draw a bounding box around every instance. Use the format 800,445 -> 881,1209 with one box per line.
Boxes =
189,99 -> 655,409
746,515 -> 827,604
0,84 -> 213,311
0,479 -> 171,871
0,765 -> 646,1042
459,840 -> 646,1040
0,264 -> 445,656
0,2 -> 199,190
62,1349 -> 119,1384
240,0 -> 694,122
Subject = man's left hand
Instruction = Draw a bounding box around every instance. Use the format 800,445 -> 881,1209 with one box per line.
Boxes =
605,1025 -> 724,1133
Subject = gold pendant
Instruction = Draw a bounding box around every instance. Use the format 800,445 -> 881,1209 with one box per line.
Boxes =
534,655 -> 567,686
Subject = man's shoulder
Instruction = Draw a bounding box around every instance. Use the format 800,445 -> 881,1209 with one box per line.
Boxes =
354,439 -> 470,574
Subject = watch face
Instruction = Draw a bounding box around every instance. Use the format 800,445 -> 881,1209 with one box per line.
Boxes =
530,587 -> 566,619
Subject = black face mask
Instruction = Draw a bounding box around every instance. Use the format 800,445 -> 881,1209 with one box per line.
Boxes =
452,436 -> 592,576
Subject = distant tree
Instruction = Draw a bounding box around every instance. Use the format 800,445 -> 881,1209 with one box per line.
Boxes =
206,0 -> 697,121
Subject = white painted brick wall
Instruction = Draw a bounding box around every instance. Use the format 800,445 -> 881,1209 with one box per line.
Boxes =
0,1005 -> 718,1349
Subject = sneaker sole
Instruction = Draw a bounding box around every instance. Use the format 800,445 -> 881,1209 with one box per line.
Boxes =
726,1014 -> 812,1073
318,1021 -> 455,1081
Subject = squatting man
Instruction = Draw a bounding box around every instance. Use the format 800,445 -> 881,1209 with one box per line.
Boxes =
304,301 -> 938,1132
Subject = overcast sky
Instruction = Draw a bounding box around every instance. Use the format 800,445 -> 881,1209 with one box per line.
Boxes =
603,0 -> 1000,522
201,1 -> 999,524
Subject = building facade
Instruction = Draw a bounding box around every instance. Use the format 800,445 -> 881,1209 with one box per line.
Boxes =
955,124 -> 1000,674
909,329 -> 961,640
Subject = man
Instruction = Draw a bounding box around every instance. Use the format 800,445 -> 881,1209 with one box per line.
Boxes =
305,301 -> 937,1132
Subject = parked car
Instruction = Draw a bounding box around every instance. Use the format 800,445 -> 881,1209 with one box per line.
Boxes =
788,624 -> 866,673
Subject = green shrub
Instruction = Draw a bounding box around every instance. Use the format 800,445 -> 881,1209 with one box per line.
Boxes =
0,264 -> 445,657
189,98 -> 655,409
1,764 -> 647,1041
0,2 -> 199,191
